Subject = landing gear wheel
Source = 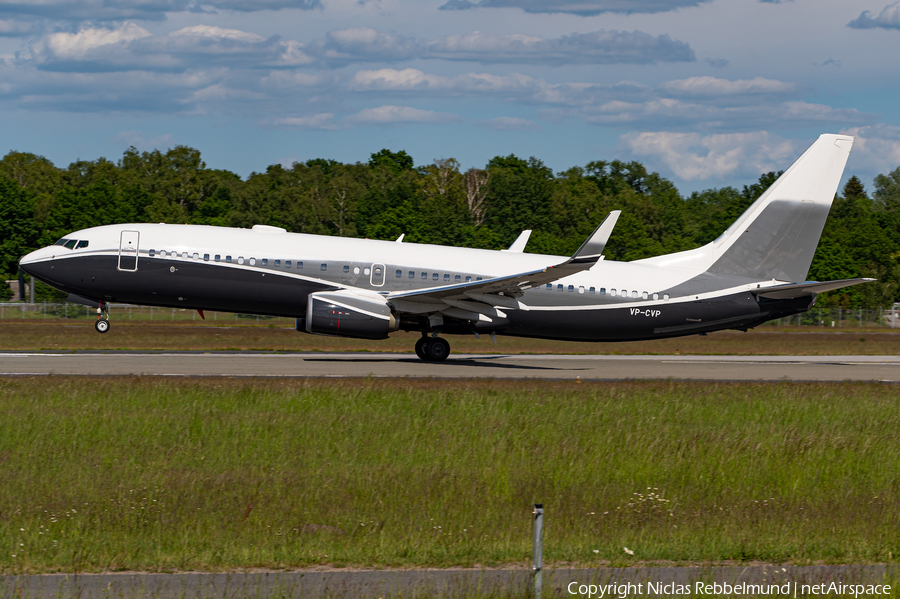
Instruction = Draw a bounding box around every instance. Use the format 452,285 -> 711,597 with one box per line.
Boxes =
415,337 -> 428,360
95,319 -> 110,334
424,337 -> 450,362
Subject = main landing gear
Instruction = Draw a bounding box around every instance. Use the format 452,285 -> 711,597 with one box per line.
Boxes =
94,304 -> 110,334
415,334 -> 450,362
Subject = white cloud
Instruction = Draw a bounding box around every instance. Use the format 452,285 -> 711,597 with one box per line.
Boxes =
0,0 -> 320,22
848,1 -> 900,29
271,113 -> 339,129
658,76 -> 798,97
618,131 -> 800,180
438,0 -> 711,16
478,116 -> 541,130
306,27 -> 694,66
345,105 -> 461,126
349,68 -> 537,93
840,124 -> 900,175
271,105 -> 462,129
29,23 -> 289,72
420,30 -> 695,65
37,22 -> 151,60
584,98 -> 876,129
0,18 -> 35,36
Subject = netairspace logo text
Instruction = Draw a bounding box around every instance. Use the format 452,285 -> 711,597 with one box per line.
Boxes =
566,581 -> 892,598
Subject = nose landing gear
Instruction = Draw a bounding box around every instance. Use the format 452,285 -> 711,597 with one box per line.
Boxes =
414,334 -> 450,362
94,303 -> 110,334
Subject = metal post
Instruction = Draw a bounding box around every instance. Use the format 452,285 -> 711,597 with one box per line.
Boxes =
30,278 -> 34,304
533,504 -> 543,599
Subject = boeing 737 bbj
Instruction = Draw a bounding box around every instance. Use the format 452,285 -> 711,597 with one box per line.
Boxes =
19,134 -> 872,361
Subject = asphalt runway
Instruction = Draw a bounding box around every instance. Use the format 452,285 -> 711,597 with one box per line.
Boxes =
1,351 -> 899,381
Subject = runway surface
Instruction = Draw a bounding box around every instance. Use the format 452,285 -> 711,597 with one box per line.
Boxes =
1,351 -> 899,381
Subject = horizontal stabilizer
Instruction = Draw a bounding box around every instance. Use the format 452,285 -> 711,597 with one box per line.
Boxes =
752,278 -> 875,300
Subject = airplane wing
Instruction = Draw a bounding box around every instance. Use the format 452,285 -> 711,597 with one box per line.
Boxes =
751,278 -> 875,300
386,211 -> 620,320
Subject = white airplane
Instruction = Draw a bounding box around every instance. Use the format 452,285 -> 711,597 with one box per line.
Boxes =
19,134 -> 873,361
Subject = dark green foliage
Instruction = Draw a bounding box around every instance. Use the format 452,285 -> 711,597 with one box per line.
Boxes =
2,146 -> 899,307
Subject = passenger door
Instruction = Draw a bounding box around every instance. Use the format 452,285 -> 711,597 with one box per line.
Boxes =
118,230 -> 140,272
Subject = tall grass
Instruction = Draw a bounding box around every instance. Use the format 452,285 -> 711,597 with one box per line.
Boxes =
1,378 -> 898,573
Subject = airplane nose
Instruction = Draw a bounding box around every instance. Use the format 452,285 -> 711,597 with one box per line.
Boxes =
19,246 -> 56,278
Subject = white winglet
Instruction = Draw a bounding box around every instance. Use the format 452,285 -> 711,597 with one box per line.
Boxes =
503,230 -> 532,253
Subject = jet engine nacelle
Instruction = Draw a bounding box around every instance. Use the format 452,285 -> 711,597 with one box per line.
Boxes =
305,289 -> 398,339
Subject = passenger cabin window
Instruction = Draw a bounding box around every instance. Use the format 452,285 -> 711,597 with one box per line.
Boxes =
343,265 -> 350,273
476,277 -> 482,281
238,257 -> 244,264
215,254 -> 220,261
557,284 -> 563,291
466,276 -> 472,282
579,286 -> 585,294
600,288 -> 606,295
409,271 -> 415,279
320,263 -> 327,271
193,253 -> 200,260
444,274 -> 450,282
611,288 -> 616,296
160,250 -> 167,257
204,254 -> 210,261
261,259 -> 268,266
421,272 -> 427,280
568,285 -> 574,292
432,273 -> 439,281
455,275 -> 461,283
632,291 -> 638,299
297,261 -> 303,269
274,259 -> 281,267
546,284 -> 552,290
663,294 -> 670,301
249,258 -> 256,266
642,291 -> 648,300
653,293 -> 659,300
285,260 -> 291,268
226,255 -> 232,263
396,270 -> 402,278
149,249 -> 156,257
76,240 -> 89,249
589,287 -> 595,294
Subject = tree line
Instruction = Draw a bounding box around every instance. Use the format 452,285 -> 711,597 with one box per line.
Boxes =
1,146 -> 898,307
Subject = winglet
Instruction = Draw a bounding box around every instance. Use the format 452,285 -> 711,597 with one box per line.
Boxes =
503,230 -> 532,253
573,210 -> 620,261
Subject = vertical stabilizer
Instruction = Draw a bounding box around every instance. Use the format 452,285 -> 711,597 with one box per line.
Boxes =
708,134 -> 853,282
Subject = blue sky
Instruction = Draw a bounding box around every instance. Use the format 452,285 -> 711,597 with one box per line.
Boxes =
1,0 -> 900,193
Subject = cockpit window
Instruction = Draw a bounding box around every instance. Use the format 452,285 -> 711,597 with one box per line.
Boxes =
64,240 -> 77,249
76,240 -> 89,249
55,238 -> 69,246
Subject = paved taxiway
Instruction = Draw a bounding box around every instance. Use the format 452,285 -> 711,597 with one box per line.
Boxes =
1,351 -> 899,381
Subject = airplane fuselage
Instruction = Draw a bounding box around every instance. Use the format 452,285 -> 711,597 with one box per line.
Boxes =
21,222 -> 807,342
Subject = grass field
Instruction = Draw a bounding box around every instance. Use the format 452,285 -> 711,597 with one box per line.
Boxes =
2,320 -> 900,354
1,377 -> 898,574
